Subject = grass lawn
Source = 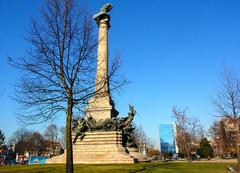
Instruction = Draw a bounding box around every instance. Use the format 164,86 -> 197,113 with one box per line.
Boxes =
0,162 -> 232,173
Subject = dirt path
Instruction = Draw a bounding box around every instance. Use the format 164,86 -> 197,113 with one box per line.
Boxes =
173,159 -> 237,163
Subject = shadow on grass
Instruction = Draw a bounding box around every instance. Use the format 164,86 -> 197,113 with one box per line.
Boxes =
0,162 -> 233,173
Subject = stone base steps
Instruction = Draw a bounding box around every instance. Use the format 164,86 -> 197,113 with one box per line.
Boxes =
46,154 -> 135,164
46,131 -> 137,164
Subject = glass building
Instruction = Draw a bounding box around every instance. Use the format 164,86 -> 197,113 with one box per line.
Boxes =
159,123 -> 178,154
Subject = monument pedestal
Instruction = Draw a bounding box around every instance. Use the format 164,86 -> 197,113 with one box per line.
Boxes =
85,95 -> 118,121
46,131 -> 136,164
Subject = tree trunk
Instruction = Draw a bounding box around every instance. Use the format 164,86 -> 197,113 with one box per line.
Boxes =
217,143 -> 220,158
186,141 -> 191,161
66,100 -> 73,173
233,122 -> 240,173
187,148 -> 191,161
237,137 -> 240,173
236,129 -> 240,173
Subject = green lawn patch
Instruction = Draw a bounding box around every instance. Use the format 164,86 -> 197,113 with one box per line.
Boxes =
0,162 -> 232,173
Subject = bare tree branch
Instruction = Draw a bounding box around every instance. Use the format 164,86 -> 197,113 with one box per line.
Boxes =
9,0 -> 126,172
211,67 -> 240,172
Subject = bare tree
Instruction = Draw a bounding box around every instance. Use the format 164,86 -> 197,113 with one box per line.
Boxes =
9,128 -> 45,156
9,128 -> 32,144
211,68 -> 240,172
44,124 -> 59,156
172,107 -> 203,160
208,121 -> 222,157
9,0 -> 125,172
59,126 -> 66,149
30,132 -> 45,156
208,120 -> 234,158
133,125 -> 148,152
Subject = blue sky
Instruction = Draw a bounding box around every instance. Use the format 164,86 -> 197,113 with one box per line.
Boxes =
1,0 -> 240,147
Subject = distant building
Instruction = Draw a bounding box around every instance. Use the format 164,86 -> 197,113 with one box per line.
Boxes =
159,123 -> 178,154
211,117 -> 240,158
42,140 -> 63,157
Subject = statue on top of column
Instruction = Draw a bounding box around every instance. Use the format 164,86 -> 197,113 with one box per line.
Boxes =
93,3 -> 113,21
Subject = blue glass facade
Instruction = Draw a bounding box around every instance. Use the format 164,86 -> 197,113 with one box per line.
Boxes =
159,124 -> 176,154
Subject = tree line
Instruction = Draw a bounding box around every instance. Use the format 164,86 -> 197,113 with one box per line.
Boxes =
171,67 -> 240,173
171,107 -> 213,160
0,124 -> 65,157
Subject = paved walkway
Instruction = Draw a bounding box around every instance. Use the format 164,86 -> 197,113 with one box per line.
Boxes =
173,158 -> 237,163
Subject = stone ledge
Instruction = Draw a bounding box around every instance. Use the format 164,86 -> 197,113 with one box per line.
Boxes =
47,131 -> 136,164
74,138 -> 122,142
75,142 -> 122,145
83,131 -> 122,135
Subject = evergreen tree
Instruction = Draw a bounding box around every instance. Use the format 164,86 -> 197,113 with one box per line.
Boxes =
0,129 -> 5,146
197,137 -> 214,158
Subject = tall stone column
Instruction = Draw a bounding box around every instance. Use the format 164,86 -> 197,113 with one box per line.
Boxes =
95,15 -> 109,95
85,6 -> 118,121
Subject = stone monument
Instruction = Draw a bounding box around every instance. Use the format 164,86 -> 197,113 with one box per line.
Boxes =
85,3 -> 119,122
46,3 -> 144,164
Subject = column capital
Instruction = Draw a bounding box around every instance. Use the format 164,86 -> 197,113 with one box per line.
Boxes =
94,14 -> 111,29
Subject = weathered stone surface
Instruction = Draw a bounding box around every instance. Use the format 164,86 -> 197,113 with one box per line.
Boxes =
85,10 -> 118,122
127,147 -> 146,162
46,131 -> 136,164
85,96 -> 117,121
